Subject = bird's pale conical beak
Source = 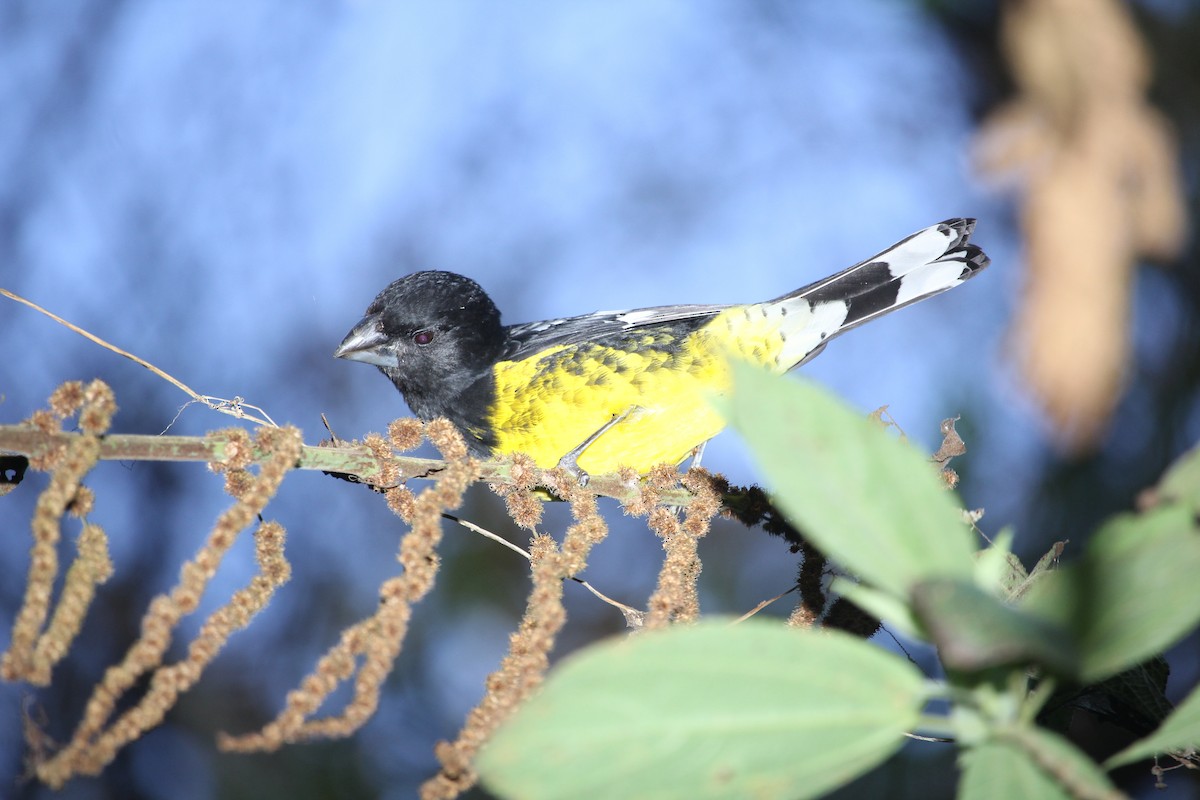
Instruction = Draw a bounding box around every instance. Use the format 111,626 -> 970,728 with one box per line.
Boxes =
334,314 -> 400,368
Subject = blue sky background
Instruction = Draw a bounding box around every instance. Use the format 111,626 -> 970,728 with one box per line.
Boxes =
0,2 -> 1194,798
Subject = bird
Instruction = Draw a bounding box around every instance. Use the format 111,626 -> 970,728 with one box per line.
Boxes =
335,218 -> 988,478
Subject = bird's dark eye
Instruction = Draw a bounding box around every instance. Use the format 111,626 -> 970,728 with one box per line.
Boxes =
412,329 -> 435,346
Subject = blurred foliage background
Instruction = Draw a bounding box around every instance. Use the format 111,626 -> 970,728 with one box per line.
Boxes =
1,1 -> 1198,798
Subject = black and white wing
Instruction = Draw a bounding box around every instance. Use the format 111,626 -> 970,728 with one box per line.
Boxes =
504,303 -> 729,360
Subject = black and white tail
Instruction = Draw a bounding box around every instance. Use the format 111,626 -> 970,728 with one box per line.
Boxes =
769,218 -> 988,369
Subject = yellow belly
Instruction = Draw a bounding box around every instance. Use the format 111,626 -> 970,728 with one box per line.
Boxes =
487,304 -> 791,475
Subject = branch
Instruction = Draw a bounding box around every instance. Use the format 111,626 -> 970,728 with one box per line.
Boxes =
0,424 -> 700,506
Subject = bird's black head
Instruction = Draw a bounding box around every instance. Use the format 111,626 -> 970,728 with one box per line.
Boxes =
335,271 -> 508,421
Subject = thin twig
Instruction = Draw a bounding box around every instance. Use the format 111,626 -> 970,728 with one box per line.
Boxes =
904,732 -> 954,743
321,414 -> 341,445
442,513 -> 643,626
441,514 -> 532,560
1,288 -> 276,427
732,584 -> 798,624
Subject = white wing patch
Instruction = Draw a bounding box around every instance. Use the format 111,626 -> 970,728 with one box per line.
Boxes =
876,223 -> 959,278
895,259 -> 971,306
776,298 -> 850,368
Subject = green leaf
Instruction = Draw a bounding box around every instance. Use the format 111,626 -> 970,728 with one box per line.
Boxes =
720,361 -> 975,598
1154,442 -> 1200,511
910,578 -> 1079,676
1106,678 -> 1200,768
973,527 -> 1024,597
1023,505 -> 1200,682
959,727 -> 1119,800
1007,541 -> 1066,603
477,620 -> 926,800
959,740 -> 1071,800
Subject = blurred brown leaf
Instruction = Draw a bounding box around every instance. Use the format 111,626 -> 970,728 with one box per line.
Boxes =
977,0 -> 1187,453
